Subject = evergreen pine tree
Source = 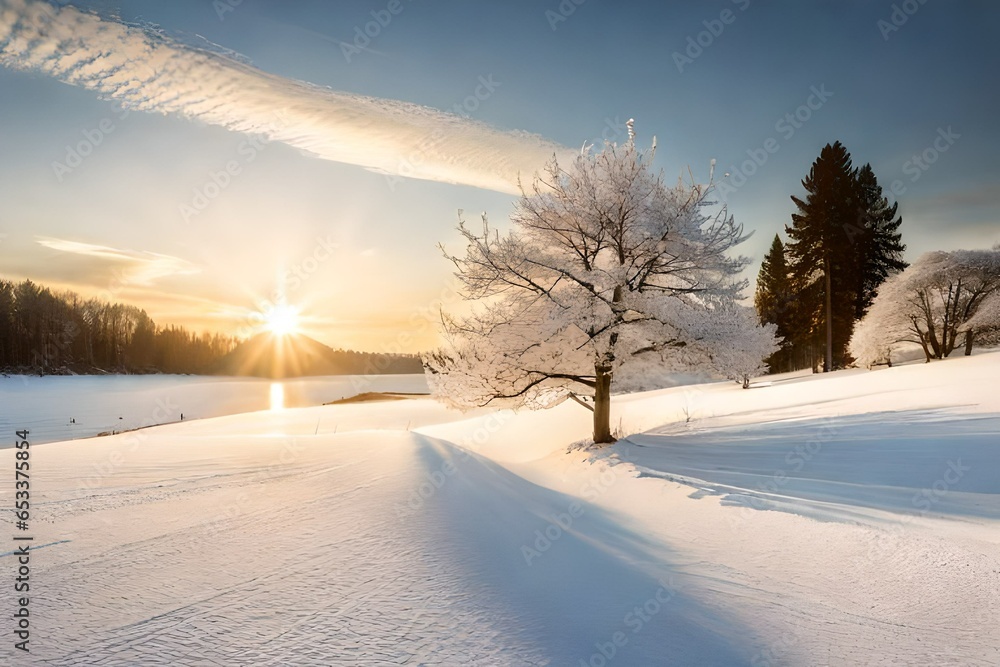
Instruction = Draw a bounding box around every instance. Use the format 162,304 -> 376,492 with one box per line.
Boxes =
848,163 -> 908,319
754,235 -> 795,372
786,141 -> 858,372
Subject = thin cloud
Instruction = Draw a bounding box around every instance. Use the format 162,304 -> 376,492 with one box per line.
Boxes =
36,237 -> 200,285
0,0 -> 571,193
911,183 -> 1000,212
277,21 -> 389,59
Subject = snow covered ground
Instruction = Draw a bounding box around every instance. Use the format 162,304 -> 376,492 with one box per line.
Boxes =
2,352 -> 999,665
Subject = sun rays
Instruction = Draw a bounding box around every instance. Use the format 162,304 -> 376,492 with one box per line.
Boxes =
264,303 -> 301,337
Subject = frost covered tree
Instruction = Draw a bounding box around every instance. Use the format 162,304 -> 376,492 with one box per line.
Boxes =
960,290 -> 1000,353
705,304 -> 780,388
425,127 -> 774,443
850,248 -> 1000,365
848,292 -> 909,368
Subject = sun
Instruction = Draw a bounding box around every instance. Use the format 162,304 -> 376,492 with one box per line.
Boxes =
264,303 -> 301,337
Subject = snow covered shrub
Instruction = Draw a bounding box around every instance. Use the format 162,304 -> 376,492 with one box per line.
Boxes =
850,247 -> 1000,364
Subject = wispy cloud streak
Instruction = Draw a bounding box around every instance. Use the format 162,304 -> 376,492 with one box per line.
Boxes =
36,237 -> 200,285
0,0 -> 570,193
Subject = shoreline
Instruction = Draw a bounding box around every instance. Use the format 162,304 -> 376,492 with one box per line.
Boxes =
0,371 -> 427,380
324,391 -> 430,405
91,392 -> 433,438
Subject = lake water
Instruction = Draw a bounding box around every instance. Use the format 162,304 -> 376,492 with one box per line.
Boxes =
0,374 -> 428,446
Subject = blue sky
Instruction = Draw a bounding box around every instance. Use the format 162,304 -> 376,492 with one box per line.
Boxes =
0,0 -> 997,351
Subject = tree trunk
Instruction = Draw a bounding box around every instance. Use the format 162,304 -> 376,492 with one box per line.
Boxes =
593,364 -> 614,444
964,329 -> 974,356
943,324 -> 958,357
824,256 -> 833,372
926,320 -> 942,359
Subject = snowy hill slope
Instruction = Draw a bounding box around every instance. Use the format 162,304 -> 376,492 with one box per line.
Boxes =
3,351 -> 999,665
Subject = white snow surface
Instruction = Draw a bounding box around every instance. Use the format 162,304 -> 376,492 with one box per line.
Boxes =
2,352 -> 999,665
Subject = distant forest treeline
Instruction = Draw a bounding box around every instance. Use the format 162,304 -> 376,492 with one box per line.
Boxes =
0,278 -> 240,374
0,278 -> 423,377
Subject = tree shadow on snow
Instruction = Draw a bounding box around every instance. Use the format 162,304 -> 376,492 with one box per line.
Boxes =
624,410 -> 1000,523
403,433 -> 762,666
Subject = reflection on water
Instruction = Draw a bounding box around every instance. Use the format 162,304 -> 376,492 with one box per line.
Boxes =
269,382 -> 285,411
0,374 -> 429,445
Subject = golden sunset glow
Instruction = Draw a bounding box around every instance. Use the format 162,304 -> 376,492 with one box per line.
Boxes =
269,382 -> 285,411
264,304 -> 301,337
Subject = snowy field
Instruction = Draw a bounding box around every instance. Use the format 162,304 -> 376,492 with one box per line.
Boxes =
0,373 -> 428,445
2,353 -> 999,665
